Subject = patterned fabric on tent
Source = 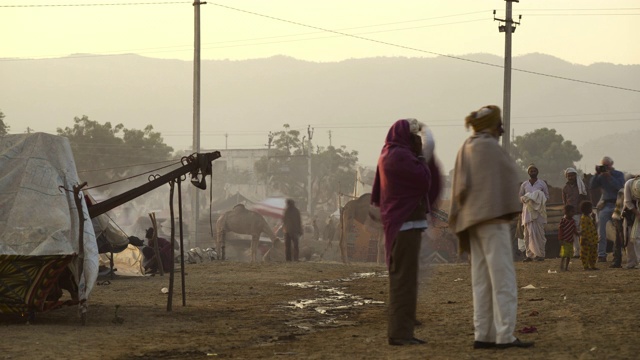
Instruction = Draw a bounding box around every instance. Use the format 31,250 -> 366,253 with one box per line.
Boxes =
0,133 -> 98,316
0,255 -> 75,314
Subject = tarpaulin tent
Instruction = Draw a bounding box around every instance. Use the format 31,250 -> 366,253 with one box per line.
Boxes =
0,133 -> 98,316
211,192 -> 254,213
249,197 -> 286,219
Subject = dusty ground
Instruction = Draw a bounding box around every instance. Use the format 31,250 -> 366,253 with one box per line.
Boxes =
1,255 -> 640,360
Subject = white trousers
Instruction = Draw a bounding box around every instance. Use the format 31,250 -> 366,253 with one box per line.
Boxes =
523,218 -> 546,258
469,222 -> 518,344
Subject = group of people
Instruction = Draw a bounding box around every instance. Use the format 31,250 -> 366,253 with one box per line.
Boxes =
371,104 -> 640,349
520,153 -> 638,272
371,105 -> 533,349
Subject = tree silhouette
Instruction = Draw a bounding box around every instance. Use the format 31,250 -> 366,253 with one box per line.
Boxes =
0,109 -> 9,135
254,124 -> 358,212
512,128 -> 582,187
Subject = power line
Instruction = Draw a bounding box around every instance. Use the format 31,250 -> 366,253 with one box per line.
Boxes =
522,13 -> 640,16
0,2 -> 189,7
0,18 -> 492,61
311,118 -> 640,129
207,3 -> 640,93
519,8 -> 640,11
77,158 -> 180,173
2,2 -> 638,92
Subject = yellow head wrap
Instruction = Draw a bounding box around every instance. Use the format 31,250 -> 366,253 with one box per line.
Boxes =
465,105 -> 501,132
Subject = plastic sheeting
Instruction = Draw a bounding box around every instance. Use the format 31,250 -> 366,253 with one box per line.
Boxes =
0,133 -> 98,304
99,244 -> 144,277
249,197 -> 286,219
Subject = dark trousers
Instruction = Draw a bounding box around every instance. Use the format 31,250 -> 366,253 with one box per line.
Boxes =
285,233 -> 299,261
388,229 -> 422,339
612,219 -> 624,267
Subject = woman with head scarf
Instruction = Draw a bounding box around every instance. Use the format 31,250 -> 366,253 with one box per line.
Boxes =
449,105 -> 534,349
371,118 -> 441,346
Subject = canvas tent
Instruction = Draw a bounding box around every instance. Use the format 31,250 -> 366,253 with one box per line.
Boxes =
0,133 -> 98,315
250,197 -> 286,219
211,192 -> 253,213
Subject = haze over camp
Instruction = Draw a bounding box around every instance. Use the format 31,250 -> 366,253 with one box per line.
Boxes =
1,1 -> 639,359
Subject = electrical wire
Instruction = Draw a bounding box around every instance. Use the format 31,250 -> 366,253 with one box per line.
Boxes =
207,2 -> 640,93
84,160 -> 181,190
0,2 -> 189,7
2,2 -> 638,92
78,158 -> 180,173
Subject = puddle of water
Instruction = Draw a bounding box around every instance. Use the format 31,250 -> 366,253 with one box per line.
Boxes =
281,272 -> 386,331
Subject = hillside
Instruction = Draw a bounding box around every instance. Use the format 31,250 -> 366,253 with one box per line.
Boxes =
1,53 -> 638,174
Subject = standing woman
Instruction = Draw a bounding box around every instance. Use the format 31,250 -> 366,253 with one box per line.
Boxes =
371,118 -> 441,346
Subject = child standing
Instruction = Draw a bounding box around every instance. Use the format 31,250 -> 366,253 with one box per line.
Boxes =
558,205 -> 579,271
579,201 -> 599,270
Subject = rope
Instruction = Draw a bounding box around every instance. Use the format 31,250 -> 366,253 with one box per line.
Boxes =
84,160 -> 181,190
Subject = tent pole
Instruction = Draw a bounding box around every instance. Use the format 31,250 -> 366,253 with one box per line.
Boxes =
178,179 -> 187,306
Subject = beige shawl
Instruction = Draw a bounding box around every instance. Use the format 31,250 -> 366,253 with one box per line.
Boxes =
448,132 -> 522,253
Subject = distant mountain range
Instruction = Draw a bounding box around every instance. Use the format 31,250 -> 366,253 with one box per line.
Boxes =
2,52 -> 639,183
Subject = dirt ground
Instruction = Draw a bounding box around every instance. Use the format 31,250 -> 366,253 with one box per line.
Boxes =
2,254 -> 640,360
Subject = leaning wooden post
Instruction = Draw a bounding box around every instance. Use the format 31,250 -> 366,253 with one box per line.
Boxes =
177,178 -> 187,306
149,212 -> 164,276
72,182 -> 88,325
338,195 -> 349,265
167,180 -> 176,312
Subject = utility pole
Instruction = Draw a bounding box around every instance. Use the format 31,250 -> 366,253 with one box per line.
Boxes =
494,1 -> 521,155
307,125 -> 314,215
328,130 -> 332,147
192,0 -> 205,249
266,132 -> 273,197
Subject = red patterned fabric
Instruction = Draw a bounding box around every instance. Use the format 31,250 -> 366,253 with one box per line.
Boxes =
0,255 -> 76,315
558,217 -> 577,244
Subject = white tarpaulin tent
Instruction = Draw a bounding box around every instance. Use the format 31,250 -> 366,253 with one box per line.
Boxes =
249,197 -> 286,219
0,133 -> 98,315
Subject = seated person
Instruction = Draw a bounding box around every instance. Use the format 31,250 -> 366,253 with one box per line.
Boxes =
142,228 -> 173,273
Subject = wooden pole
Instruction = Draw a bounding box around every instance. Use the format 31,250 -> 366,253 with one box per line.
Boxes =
178,178 -> 187,306
149,212 -> 165,276
72,182 -> 88,325
167,180 -> 176,312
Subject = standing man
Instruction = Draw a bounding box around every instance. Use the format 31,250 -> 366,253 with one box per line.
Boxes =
449,105 -> 534,349
519,164 -> 550,262
371,118 -> 441,346
283,199 -> 303,262
610,188 -> 626,268
590,156 -> 625,262
562,168 -> 588,257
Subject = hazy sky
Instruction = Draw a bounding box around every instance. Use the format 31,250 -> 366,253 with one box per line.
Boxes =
2,0 -> 639,65
2,0 -> 639,172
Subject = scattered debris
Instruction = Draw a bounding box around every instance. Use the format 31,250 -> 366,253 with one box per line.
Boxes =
521,284 -> 537,289
112,305 -> 124,324
519,326 -> 537,334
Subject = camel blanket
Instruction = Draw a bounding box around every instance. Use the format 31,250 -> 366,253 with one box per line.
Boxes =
448,132 -> 521,253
